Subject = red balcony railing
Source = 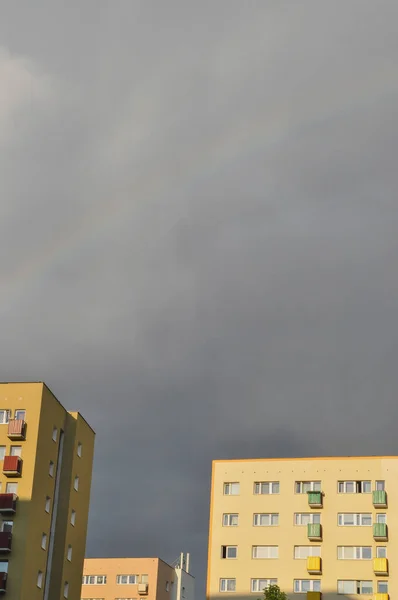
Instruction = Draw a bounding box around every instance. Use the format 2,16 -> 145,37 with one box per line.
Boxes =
2,456 -> 22,477
7,419 -> 25,440
0,532 -> 12,553
0,494 -> 17,514
0,572 -> 6,593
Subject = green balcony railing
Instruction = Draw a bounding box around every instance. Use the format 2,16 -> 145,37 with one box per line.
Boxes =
373,523 -> 387,540
308,491 -> 323,507
373,490 -> 387,507
307,523 -> 322,540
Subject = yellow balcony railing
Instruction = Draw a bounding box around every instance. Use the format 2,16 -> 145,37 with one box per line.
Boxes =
373,557 -> 388,575
374,594 -> 388,600
307,556 -> 321,574
307,593 -> 321,600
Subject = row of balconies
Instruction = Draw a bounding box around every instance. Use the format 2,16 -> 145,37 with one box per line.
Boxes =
1,456 -> 22,477
307,491 -> 387,508
307,522 -> 388,541
305,556 -> 388,575
0,491 -> 19,593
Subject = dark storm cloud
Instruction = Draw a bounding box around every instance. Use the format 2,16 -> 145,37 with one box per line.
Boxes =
1,1 -> 398,596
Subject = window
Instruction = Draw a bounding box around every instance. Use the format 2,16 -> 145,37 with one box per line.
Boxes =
338,480 -> 371,494
221,546 -> 238,559
293,580 -> 321,593
6,483 -> 17,494
220,579 -> 236,592
49,461 -> 55,477
15,410 -> 26,421
117,575 -> 138,584
337,547 -> 372,560
10,446 -> 22,457
0,410 -> 10,424
223,483 -> 240,495
77,442 -> 82,457
294,513 -> 321,526
337,581 -> 373,595
141,575 -> 149,583
252,546 -> 278,559
37,570 -> 44,587
338,513 -> 372,526
254,481 -> 279,495
82,575 -> 107,584
253,513 -> 279,526
64,582 -> 69,598
45,496 -> 51,513
0,561 -> 8,573
376,480 -> 385,491
223,513 -> 239,526
52,427 -> 58,442
67,545 -> 72,561
0,447 -> 6,461
376,546 -> 387,558
378,581 -> 388,594
294,546 -> 321,559
1,521 -> 13,533
166,581 -> 170,592
41,533 -> 47,550
74,476 -> 79,491
295,481 -> 321,493
376,513 -> 387,524
71,510 -> 76,526
251,580 -> 277,592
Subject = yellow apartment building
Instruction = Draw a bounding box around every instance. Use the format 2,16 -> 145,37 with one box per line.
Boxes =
82,553 -> 195,600
0,382 -> 95,599
207,457 -> 397,600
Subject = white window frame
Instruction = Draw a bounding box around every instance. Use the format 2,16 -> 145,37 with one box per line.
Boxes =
252,546 -> 279,559
0,410 -> 10,425
377,581 -> 388,594
45,496 -> 51,513
293,580 -> 321,593
67,545 -> 72,561
338,480 -> 371,494
295,481 -> 321,494
337,580 -> 373,595
294,513 -> 321,526
49,461 -> 55,477
77,442 -> 82,458
70,510 -> 76,526
254,481 -> 280,495
376,546 -> 387,558
0,446 -> 5,461
337,546 -> 372,560
253,513 -> 279,526
1,521 -> 13,533
223,513 -> 239,526
73,476 -> 79,491
41,533 -> 47,550
116,575 -> 138,584
223,482 -> 240,495
5,483 -> 17,494
221,545 -> 238,559
63,582 -> 69,598
294,546 -> 321,559
82,575 -> 107,585
338,513 -> 372,526
220,579 -> 236,592
251,579 -> 277,592
10,446 -> 22,457
15,409 -> 26,421
52,427 -> 58,442
37,571 -> 44,588
376,513 -> 387,524
376,480 -> 385,491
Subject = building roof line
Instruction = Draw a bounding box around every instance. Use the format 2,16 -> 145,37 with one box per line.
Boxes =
212,455 -> 398,463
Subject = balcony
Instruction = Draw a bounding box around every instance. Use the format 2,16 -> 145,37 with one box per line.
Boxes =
306,593 -> 321,600
2,456 -> 22,477
138,584 -> 148,595
373,490 -> 387,508
374,595 -> 388,600
307,556 -> 322,574
373,558 -> 388,575
307,523 -> 322,541
0,572 -> 6,594
0,533 -> 12,553
0,494 -> 17,515
308,492 -> 323,508
373,523 -> 388,541
7,419 -> 25,441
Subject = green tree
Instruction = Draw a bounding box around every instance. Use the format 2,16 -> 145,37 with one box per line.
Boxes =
260,584 -> 287,600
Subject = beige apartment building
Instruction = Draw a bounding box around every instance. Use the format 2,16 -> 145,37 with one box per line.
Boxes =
207,457 -> 397,600
0,382 -> 95,599
82,553 -> 195,600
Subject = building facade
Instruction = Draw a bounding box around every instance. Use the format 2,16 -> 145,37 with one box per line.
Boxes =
82,553 -> 195,600
207,457 -> 397,600
0,382 -> 95,599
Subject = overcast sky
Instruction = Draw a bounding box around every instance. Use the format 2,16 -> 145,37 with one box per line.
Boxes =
1,1 -> 398,596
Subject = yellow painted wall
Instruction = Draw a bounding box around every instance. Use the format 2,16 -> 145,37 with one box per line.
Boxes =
207,457 -> 398,600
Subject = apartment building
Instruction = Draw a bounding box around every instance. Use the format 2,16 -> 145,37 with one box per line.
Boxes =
82,553 -> 195,600
0,382 -> 95,599
207,457 -> 397,600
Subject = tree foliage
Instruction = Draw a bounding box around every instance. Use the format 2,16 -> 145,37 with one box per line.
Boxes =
261,584 -> 288,600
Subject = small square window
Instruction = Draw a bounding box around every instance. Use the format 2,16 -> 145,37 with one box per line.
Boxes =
0,446 -> 6,461
141,575 -> 149,583
15,410 -> 26,421
6,483 -> 17,494
41,533 -> 47,550
73,476 -> 79,491
0,411 -> 10,425
378,581 -> 388,594
45,497 -> 51,513
37,571 -> 43,588
70,510 -> 76,526
10,446 -> 22,457
2,521 -> 13,533
77,442 -> 82,457
377,546 -> 387,558
49,461 -> 55,477
376,480 -> 385,491
52,427 -> 58,442
67,545 -> 72,561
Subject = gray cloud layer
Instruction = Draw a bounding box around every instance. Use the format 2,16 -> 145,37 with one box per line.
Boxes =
1,2 -> 398,596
